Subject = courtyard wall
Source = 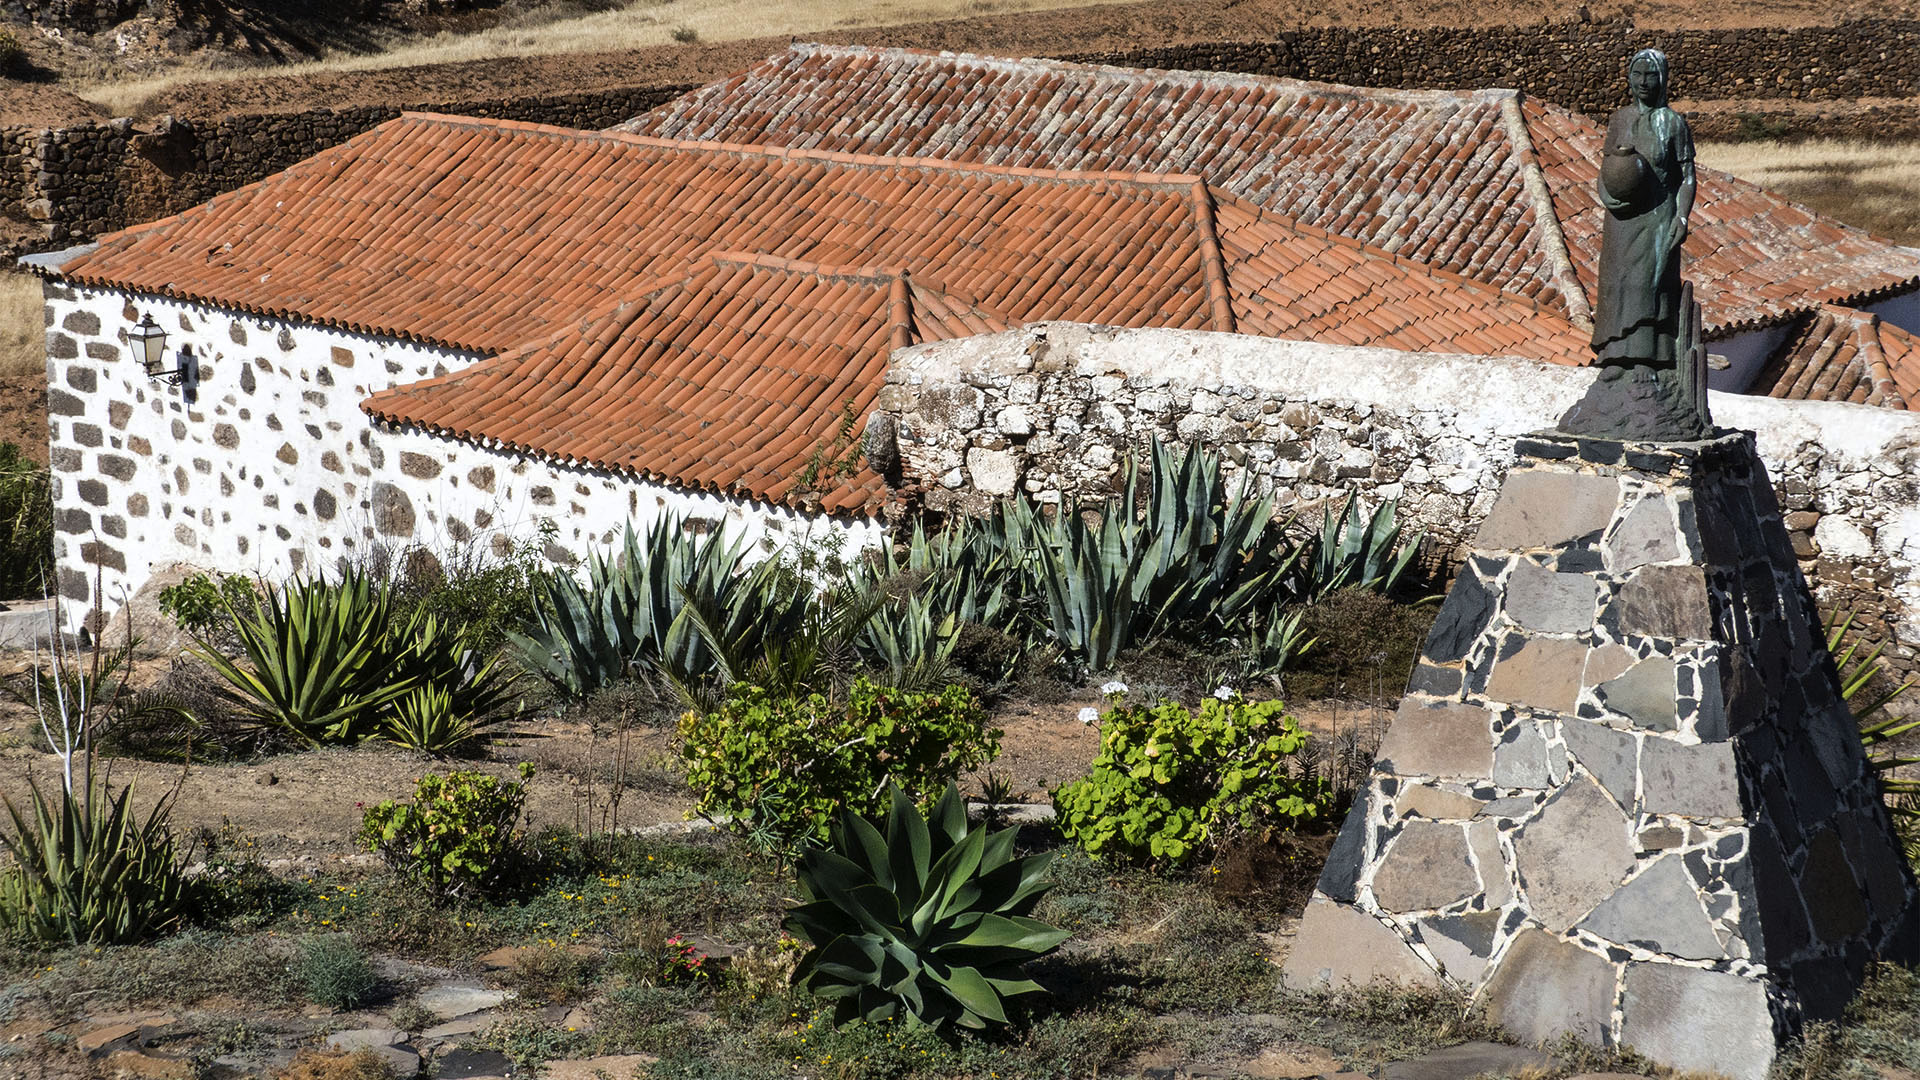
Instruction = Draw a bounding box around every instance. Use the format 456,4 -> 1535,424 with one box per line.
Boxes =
876,323 -> 1920,675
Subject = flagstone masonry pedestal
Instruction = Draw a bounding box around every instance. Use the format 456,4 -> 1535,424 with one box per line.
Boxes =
1281,429 -> 1919,1080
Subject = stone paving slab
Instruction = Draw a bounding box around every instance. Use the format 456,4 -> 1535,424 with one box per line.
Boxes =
1378,1042 -> 1559,1080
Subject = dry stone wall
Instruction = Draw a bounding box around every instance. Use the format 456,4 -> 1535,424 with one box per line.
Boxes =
5,19 -> 1915,253
2,84 -> 697,250
875,323 -> 1920,679
39,280 -> 879,633
1069,19 -> 1920,114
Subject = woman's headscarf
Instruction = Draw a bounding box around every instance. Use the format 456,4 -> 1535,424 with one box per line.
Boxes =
1630,48 -> 1671,110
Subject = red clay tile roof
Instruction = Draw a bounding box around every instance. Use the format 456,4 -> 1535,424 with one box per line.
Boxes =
363,253 -> 986,513
1751,305 -> 1920,410
621,44 -> 1920,339
53,111 -> 1583,513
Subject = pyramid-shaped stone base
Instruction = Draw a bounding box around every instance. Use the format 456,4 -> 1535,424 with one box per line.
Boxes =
1282,430 -> 1918,1080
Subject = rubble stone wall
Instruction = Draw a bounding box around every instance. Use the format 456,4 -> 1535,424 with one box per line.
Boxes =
877,323 -> 1920,678
39,280 -> 879,632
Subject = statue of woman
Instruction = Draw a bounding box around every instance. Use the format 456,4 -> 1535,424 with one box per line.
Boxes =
1559,48 -> 1711,442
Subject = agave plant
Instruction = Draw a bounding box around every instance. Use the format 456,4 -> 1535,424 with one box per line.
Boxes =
195,568 -> 418,746
382,613 -> 521,753
1831,611 -> 1920,843
1027,501 -> 1153,673
509,517 -> 796,698
0,765 -> 192,945
1296,494 -> 1422,602
786,784 -> 1067,1031
1125,440 -> 1300,639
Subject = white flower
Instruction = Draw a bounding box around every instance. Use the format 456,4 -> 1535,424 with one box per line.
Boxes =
1099,680 -> 1129,696
1078,707 -> 1100,725
1212,685 -> 1235,701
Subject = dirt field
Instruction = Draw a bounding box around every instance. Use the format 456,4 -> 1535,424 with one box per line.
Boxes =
0,636 -> 1390,865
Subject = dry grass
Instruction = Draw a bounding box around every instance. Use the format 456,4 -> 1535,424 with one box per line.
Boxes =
77,0 -> 1135,115
1698,139 -> 1920,246
0,270 -> 43,380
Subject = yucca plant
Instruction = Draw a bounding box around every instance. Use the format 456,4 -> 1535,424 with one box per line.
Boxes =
0,764 -> 193,946
786,784 -> 1067,1031
1297,494 -> 1421,602
194,569 -> 418,746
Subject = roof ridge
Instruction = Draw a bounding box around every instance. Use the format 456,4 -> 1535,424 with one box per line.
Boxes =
707,249 -> 901,283
398,110 -> 1211,190
1186,181 -> 1236,334
787,42 -> 1495,108
1497,91 -> 1593,330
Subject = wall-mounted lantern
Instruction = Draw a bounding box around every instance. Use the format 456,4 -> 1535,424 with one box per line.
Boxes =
129,313 -> 196,387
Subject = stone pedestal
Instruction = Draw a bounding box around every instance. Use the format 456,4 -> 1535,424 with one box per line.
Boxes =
1281,430 -> 1918,1080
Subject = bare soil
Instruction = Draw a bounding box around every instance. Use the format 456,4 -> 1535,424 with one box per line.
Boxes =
5,0 -> 1915,126
0,372 -> 47,466
0,643 -> 1379,864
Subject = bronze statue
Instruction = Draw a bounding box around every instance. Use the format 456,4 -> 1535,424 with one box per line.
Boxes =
1558,48 -> 1713,442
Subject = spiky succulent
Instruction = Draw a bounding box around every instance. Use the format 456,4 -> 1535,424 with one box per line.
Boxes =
785,784 -> 1068,1031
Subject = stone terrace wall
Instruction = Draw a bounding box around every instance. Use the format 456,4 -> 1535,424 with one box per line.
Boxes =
1071,19 -> 1920,115
875,323 -> 1920,679
5,19 -> 1915,253
2,84 -> 697,248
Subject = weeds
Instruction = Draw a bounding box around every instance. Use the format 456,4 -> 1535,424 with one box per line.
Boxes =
0,442 -> 50,599
0,272 -> 40,381
295,934 -> 380,1010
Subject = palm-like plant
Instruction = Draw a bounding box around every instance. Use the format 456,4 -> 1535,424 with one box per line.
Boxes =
786,784 -> 1067,1031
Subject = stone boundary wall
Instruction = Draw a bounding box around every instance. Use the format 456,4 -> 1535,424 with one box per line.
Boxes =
1,84 -> 698,249
5,19 -> 1915,252
38,279 -> 879,634
1069,19 -> 1920,114
875,323 -> 1920,678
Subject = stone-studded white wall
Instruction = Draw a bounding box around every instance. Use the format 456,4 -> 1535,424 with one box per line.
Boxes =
876,322 -> 1920,675
42,281 -> 882,632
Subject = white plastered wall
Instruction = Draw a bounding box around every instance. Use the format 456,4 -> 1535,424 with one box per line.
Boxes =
39,281 -> 882,633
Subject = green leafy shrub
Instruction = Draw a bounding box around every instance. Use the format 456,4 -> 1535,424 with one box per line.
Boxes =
295,934 -> 379,1010
157,571 -> 255,633
358,765 -> 535,903
0,441 -> 51,600
680,676 -> 1000,849
0,768 -> 193,945
1053,692 -> 1327,866
786,784 -> 1067,1030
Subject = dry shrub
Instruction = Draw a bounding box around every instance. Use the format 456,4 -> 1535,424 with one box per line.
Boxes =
1698,139 -> 1920,246
273,1050 -> 397,1080
0,271 -> 42,380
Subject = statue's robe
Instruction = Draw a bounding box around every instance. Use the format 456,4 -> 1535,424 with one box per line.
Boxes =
1590,103 -> 1694,366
